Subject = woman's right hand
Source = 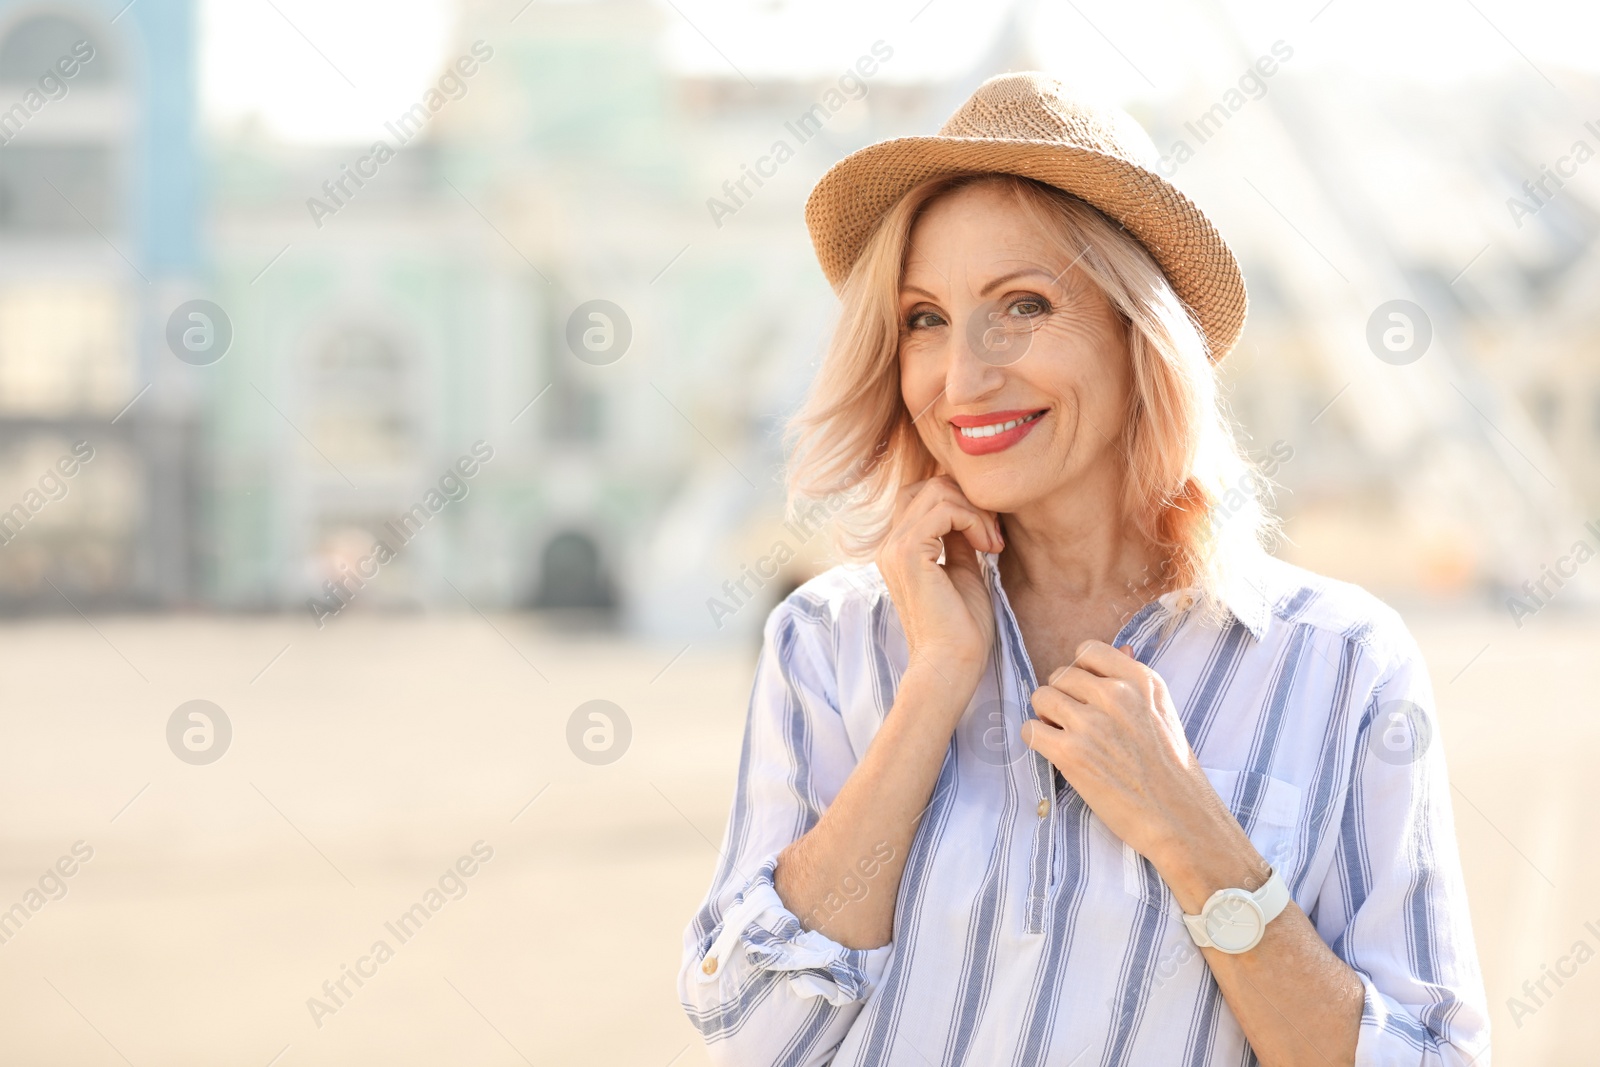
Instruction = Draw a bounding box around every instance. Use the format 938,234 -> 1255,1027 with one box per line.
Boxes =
875,475 -> 1004,701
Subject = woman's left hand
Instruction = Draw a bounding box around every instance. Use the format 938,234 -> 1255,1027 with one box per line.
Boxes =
1020,640 -> 1236,869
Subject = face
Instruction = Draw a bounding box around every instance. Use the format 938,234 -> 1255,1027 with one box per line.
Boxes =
897,182 -> 1134,515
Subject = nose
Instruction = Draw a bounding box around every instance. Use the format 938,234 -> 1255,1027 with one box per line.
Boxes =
944,304 -> 1006,407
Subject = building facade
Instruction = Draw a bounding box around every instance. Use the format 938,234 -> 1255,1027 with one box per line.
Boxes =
0,0 -> 202,611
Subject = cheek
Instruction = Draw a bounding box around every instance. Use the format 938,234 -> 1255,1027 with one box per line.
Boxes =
1087,363 -> 1133,428
899,350 -> 946,422
1033,320 -> 1129,414
899,343 -> 938,396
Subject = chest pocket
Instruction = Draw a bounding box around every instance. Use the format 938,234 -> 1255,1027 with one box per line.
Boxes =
1119,766 -> 1304,908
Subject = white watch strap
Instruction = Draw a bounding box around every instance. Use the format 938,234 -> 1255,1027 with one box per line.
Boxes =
1254,867 -> 1289,924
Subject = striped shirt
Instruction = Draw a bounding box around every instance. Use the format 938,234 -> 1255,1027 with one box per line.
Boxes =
679,549 -> 1491,1066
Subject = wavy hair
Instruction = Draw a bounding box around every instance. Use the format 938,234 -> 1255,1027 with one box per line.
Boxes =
785,172 -> 1276,615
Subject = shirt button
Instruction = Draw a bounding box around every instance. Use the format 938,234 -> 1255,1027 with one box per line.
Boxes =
701,956 -> 718,975
1037,798 -> 1049,818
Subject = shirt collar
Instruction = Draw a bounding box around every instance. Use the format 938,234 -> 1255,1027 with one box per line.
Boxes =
979,547 -> 1275,643
1209,549 -> 1275,641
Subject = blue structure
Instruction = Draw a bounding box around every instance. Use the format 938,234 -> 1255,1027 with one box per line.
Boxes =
0,0 -> 205,609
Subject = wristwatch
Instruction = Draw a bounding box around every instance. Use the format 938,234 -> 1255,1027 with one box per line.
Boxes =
1180,867 -> 1289,954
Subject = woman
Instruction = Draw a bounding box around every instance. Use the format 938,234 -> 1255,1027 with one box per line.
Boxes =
679,73 -> 1489,1066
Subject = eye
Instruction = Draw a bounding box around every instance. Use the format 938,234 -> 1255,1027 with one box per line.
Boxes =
905,308 -> 946,331
1003,293 -> 1051,319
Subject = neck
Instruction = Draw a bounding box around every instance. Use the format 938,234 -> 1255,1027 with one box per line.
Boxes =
996,461 -> 1163,607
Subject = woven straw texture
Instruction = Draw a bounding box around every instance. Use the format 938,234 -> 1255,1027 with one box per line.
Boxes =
803,72 -> 1249,360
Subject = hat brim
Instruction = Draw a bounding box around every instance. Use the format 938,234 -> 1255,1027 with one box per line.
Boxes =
803,135 -> 1247,361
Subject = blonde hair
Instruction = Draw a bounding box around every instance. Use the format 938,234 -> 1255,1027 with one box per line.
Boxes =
785,172 -> 1277,615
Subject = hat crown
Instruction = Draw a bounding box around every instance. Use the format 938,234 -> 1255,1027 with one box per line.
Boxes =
937,72 -> 1159,169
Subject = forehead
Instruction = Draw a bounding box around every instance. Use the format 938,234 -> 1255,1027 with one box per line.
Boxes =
901,182 -> 1061,293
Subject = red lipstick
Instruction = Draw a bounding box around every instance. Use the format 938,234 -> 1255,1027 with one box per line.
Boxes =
950,408 -> 1047,456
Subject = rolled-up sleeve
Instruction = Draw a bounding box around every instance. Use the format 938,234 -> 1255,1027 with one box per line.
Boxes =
1315,626 -> 1492,1066
678,594 -> 893,1066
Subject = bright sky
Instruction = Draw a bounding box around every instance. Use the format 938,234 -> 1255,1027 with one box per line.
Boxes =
201,0 -> 1600,143
200,0 -> 457,142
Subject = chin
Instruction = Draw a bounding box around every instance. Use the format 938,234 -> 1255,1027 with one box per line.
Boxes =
945,466 -> 1045,517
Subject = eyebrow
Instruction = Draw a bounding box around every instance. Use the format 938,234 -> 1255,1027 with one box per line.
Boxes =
900,266 -> 1061,302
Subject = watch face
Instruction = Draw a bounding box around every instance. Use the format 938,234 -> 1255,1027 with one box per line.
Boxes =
1203,890 -> 1265,953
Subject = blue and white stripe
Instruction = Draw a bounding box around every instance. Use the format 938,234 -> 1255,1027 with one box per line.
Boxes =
679,549 -> 1492,1065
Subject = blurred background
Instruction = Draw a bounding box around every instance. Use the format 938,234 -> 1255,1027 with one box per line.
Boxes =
0,0 -> 1595,1062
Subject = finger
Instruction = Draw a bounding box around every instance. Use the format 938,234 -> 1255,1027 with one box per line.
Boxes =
902,478 -> 1003,550
1020,717 -> 1073,771
1068,639 -> 1145,681
889,478 -> 954,535
892,474 -> 967,526
1019,715 -> 1062,752
1045,665 -> 1117,710
1030,685 -> 1085,729
941,504 -> 1004,556
891,478 -> 936,527
917,499 -> 1004,556
940,528 -> 987,580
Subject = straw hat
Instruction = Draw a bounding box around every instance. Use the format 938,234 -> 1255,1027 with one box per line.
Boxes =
803,72 -> 1248,360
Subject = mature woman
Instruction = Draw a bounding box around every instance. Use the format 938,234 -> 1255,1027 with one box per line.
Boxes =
678,73 -> 1489,1066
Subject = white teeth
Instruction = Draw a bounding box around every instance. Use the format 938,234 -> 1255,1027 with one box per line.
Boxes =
957,412 -> 1042,439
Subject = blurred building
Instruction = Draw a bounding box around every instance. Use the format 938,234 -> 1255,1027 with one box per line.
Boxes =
1,0 -> 1596,633
0,0 -> 201,611
205,0 -> 851,638
1139,55 -> 1600,603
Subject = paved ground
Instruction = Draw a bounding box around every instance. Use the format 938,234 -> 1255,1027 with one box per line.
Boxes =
0,606 -> 1593,1065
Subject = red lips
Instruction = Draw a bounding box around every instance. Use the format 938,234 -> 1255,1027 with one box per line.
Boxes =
950,409 -> 1047,456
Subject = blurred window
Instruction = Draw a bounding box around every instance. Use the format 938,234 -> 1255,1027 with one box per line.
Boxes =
307,328 -> 416,467
0,145 -> 114,233
542,285 -> 602,444
0,282 -> 130,415
532,530 -> 616,610
0,15 -> 111,83
0,434 -> 139,607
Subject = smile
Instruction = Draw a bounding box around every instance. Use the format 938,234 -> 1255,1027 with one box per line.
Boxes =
949,409 -> 1046,456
